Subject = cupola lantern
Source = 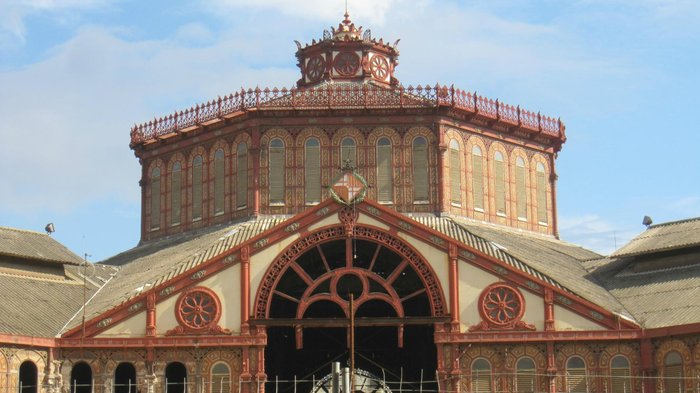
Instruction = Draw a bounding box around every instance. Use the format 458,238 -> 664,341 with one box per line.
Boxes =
295,12 -> 400,87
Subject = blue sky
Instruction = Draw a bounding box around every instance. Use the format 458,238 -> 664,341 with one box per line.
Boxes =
1,0 -> 698,262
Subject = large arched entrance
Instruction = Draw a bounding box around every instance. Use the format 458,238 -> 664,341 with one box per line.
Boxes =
256,223 -> 446,392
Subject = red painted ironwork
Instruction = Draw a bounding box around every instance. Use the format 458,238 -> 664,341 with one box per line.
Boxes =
167,287 -> 231,336
469,282 -> 535,332
130,84 -> 565,146
370,55 -> 389,80
334,51 -> 360,76
306,55 -> 326,82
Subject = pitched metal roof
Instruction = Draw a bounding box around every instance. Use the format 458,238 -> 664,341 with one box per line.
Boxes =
612,217 -> 700,258
592,251 -> 700,328
63,217 -> 288,333
0,226 -> 83,265
413,215 -> 633,319
0,263 -> 115,336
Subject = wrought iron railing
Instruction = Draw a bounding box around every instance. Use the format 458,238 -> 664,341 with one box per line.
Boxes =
130,84 -> 564,145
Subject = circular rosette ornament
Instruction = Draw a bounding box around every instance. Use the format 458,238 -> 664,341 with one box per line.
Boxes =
472,283 -> 535,331
173,287 -> 226,334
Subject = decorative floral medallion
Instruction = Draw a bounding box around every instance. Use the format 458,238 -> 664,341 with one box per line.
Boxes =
306,55 -> 326,82
369,55 -> 389,80
334,51 -> 360,76
469,282 -> 535,332
167,287 -> 231,335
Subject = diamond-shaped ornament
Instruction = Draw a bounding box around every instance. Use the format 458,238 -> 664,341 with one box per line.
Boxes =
329,170 -> 368,205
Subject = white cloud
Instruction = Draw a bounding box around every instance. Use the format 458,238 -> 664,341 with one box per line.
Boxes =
558,214 -> 638,255
0,24 -> 297,214
0,0 -> 113,41
204,0 -> 420,26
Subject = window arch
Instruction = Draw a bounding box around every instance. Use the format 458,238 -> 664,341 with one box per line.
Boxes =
192,155 -> 203,221
213,148 -> 225,215
449,139 -> 461,205
236,143 -> 248,208
114,362 -> 137,393
150,167 -> 161,230
269,138 -> 285,205
412,136 -> 429,202
376,137 -> 393,202
664,351 -> 684,393
340,137 -> 356,168
471,145 -> 484,210
610,355 -> 631,393
515,156 -> 527,220
535,162 -> 547,224
305,138 -> 321,204
471,358 -> 492,393
494,151 -> 506,215
515,357 -> 536,393
19,361 -> 38,393
211,362 -> 231,393
70,362 -> 92,393
566,356 -> 588,393
171,162 -> 182,226
165,362 -> 188,393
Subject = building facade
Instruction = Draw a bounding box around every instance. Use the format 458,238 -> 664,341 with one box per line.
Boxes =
2,13 -> 700,393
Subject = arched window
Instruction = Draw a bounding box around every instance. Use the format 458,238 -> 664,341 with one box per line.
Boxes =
494,152 -> 506,215
165,362 -> 188,393
341,137 -> 356,168
192,155 -> 203,221
471,358 -> 492,393
515,357 -> 536,393
70,362 -> 92,393
236,143 -> 248,208
515,156 -> 527,220
214,148 -> 225,215
211,362 -> 231,393
150,167 -> 161,230
19,361 -> 38,393
171,162 -> 182,226
449,139 -> 461,205
471,145 -> 484,210
536,162 -> 547,224
610,355 -> 631,393
269,138 -> 286,205
412,136 -> 429,202
664,351 -> 684,393
566,356 -> 588,393
376,137 -> 393,202
114,362 -> 137,393
305,138 -> 321,204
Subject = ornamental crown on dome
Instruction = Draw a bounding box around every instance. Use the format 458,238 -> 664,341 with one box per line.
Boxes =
331,12 -> 363,41
295,12 -> 400,87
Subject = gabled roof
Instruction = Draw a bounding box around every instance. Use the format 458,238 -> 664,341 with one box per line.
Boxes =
612,217 -> 700,258
61,217 -> 287,333
0,226 -> 83,265
433,216 -> 632,319
62,199 -> 640,338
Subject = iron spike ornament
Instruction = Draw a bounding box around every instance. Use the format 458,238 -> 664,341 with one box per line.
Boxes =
329,160 -> 368,205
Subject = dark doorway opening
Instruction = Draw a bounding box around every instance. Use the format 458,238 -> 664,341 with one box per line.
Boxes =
19,361 -> 38,393
70,362 -> 92,393
115,362 -> 137,393
165,362 -> 188,393
263,236 -> 438,393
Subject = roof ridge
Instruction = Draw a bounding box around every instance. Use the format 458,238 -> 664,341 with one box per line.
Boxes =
0,226 -> 47,236
648,216 -> 700,229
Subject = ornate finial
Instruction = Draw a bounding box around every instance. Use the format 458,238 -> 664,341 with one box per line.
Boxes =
331,4 -> 362,41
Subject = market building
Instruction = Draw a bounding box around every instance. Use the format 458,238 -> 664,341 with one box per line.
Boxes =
2,12 -> 700,393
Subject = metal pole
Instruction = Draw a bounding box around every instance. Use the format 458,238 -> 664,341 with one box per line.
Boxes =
332,362 -> 340,393
350,293 -> 355,393
342,368 -> 351,393
419,369 -> 423,393
399,367 -> 403,393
